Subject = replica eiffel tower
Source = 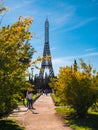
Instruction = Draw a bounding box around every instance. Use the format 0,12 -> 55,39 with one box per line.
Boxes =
39,18 -> 54,80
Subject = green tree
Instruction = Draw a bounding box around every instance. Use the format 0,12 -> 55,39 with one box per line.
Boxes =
0,17 -> 34,116
50,61 -> 98,117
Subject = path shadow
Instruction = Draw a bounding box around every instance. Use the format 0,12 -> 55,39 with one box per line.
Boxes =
64,113 -> 98,130
28,109 -> 39,114
0,119 -> 24,130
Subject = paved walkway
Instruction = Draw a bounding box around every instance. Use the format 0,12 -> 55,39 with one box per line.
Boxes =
9,94 -> 72,130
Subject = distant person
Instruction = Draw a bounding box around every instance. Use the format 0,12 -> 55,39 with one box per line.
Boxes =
26,91 -> 34,109
44,89 -> 48,95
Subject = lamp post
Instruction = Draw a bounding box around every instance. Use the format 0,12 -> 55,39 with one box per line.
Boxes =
34,74 -> 38,88
31,67 -> 34,84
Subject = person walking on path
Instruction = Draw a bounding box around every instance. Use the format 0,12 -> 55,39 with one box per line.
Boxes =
26,91 -> 34,109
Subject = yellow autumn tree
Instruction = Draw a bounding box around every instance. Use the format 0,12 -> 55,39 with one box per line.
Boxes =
50,61 -> 98,117
0,17 -> 35,116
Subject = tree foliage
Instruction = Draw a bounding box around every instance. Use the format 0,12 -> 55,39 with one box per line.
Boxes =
50,60 -> 98,117
0,17 -> 34,116
0,0 -> 9,25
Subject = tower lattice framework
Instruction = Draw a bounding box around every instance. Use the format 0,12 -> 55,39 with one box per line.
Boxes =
39,18 -> 54,79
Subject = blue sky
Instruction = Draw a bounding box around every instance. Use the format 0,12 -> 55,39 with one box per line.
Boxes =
1,0 -> 98,76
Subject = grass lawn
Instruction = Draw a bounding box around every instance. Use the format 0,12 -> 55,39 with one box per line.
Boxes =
51,93 -> 63,106
0,119 -> 24,130
56,107 -> 98,130
52,93 -> 98,130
